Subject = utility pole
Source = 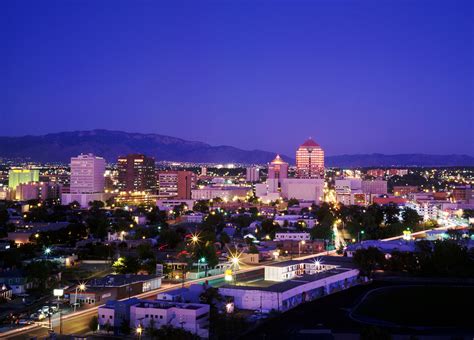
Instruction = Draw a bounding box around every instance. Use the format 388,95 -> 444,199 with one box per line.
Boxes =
59,310 -> 62,334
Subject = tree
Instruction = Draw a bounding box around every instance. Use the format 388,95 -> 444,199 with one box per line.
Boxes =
200,286 -> 222,306
260,219 -> 278,239
382,204 -> 400,225
104,320 -> 113,334
310,223 -> 332,240
88,315 -> 99,333
69,200 -> 81,209
402,207 -> 422,229
430,240 -> 473,276
85,210 -> 109,239
353,247 -> 385,278
146,318 -> 157,337
173,203 -> 188,216
0,208 -> 9,226
287,198 -> 299,207
248,244 -> 259,254
25,260 -> 59,290
112,256 -> 140,274
219,231 -> 230,245
194,243 -> 219,269
193,200 -> 210,213
159,228 -> 182,249
89,200 -> 105,210
154,325 -> 199,339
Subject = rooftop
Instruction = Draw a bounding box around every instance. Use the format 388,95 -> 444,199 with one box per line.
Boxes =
134,300 -> 206,310
87,274 -> 159,287
265,256 -> 357,269
300,138 -> 321,148
271,154 -> 288,165
221,267 -> 353,293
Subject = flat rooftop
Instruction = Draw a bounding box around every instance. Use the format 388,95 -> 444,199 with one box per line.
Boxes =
266,256 -> 357,269
135,300 -> 205,310
87,274 -> 159,287
222,267 -> 356,293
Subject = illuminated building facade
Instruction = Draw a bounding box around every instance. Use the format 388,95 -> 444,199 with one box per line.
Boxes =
8,168 -> 39,189
157,170 -> 196,199
296,138 -> 324,179
267,155 -> 288,184
70,153 -> 106,194
117,154 -> 156,193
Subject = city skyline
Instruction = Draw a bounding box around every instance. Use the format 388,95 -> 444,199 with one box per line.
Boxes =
2,0 -> 473,157
2,1 -> 474,339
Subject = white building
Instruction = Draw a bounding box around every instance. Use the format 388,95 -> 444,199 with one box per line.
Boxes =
274,232 -> 311,242
181,212 -> 205,223
274,215 -> 317,228
70,153 -> 106,194
62,153 -> 107,208
280,178 -> 324,203
246,167 -> 260,182
255,179 -> 281,203
130,300 -> 209,338
335,179 -> 362,193
219,257 -> 359,312
191,186 -> 251,201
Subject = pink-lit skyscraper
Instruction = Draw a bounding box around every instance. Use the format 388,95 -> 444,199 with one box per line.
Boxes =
296,138 -> 325,179
268,154 -> 288,184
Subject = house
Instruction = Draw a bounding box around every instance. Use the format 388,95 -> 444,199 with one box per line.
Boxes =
0,269 -> 33,294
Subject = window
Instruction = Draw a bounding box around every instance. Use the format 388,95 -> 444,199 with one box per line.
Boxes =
145,314 -> 149,318
102,315 -> 105,318
109,316 -> 113,319
160,315 -> 163,319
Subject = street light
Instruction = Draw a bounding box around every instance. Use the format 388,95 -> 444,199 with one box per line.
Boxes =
358,230 -> 365,243
198,257 -> 206,278
136,324 -> 143,339
73,282 -> 86,312
298,240 -> 306,257
189,232 -> 200,246
228,251 -> 242,284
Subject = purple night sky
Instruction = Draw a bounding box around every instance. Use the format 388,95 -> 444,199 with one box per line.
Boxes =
1,0 -> 473,156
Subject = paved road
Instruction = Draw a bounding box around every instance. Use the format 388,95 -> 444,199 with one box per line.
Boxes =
1,266 -> 266,340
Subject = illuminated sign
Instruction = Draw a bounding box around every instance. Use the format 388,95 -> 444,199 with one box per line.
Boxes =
53,289 -> 64,297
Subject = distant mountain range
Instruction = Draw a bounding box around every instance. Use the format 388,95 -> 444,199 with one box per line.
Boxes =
0,130 -> 292,164
0,130 -> 473,167
325,154 -> 474,167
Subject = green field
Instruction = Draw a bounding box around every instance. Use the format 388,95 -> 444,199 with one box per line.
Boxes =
353,285 -> 474,328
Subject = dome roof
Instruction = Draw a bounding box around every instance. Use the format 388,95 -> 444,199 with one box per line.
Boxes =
301,137 -> 320,147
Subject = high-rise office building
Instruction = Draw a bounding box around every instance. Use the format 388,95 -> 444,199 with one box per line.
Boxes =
157,170 -> 196,199
70,154 -> 106,194
8,168 -> 40,189
246,167 -> 260,182
267,155 -> 288,183
296,138 -> 325,179
117,154 -> 156,193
